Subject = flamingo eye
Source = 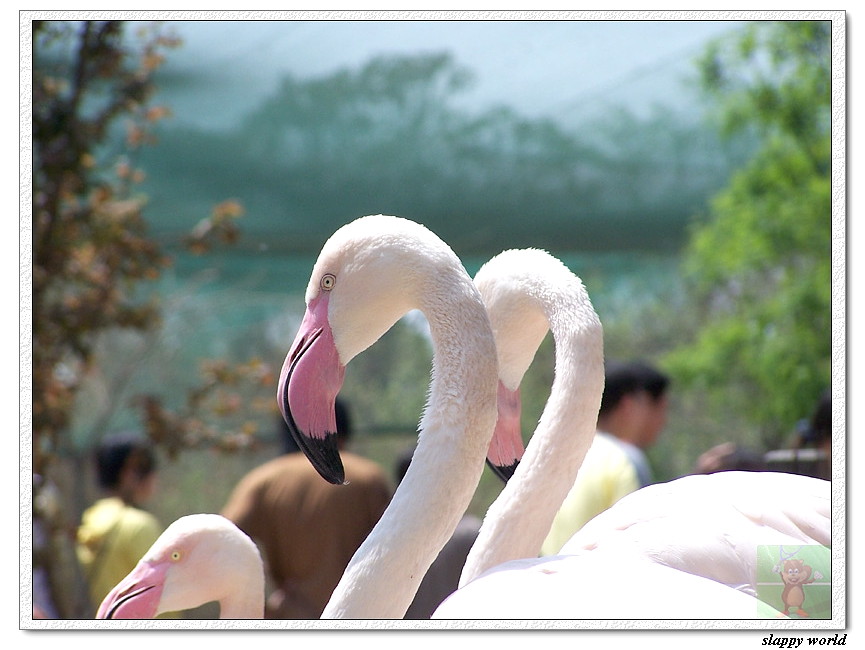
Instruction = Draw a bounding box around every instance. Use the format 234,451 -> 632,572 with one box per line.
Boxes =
320,273 -> 336,291
171,550 -> 182,562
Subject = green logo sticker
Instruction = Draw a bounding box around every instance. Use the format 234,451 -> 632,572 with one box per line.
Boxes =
756,545 -> 831,619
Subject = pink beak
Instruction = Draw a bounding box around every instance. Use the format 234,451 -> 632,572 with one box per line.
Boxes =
486,381 -> 524,482
96,560 -> 169,619
277,293 -> 347,484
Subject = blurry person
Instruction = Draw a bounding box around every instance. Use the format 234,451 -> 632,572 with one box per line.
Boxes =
76,432 -> 175,615
765,389 -> 831,480
221,399 -> 391,618
694,441 -> 768,474
541,360 -> 670,555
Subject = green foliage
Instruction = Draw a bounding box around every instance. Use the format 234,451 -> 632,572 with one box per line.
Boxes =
666,21 -> 832,446
698,21 -> 830,146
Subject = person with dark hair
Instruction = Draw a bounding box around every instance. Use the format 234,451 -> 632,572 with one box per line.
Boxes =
541,360 -> 671,555
221,398 -> 391,618
765,389 -> 832,480
798,388 -> 831,452
76,432 -> 173,615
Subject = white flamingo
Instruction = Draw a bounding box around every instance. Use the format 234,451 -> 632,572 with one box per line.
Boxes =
277,214 -> 499,619
96,514 -> 264,619
433,248 -> 829,619
462,248 -> 604,586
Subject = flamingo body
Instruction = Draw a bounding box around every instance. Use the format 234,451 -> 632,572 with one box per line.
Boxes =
435,471 -> 829,620
561,470 -> 831,598
435,551 -> 785,619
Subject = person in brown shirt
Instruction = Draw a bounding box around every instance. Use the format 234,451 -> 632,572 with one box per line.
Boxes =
221,400 -> 392,618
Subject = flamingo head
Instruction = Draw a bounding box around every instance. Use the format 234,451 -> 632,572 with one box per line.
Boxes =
96,514 -> 263,619
474,249 -> 553,483
278,215 -> 452,484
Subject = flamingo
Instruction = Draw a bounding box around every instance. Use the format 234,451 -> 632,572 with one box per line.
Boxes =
462,248 -> 604,586
278,214 -> 499,619
432,248 -> 829,619
96,514 -> 264,619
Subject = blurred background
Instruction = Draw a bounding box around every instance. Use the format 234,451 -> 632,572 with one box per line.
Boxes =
29,16 -> 835,619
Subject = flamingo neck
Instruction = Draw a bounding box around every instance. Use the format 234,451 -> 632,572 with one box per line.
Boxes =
218,591 -> 265,620
322,276 -> 499,619
460,286 -> 604,587
216,567 -> 265,619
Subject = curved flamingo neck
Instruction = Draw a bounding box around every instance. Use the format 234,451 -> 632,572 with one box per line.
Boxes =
322,270 -> 499,619
217,579 -> 265,619
460,260 -> 604,587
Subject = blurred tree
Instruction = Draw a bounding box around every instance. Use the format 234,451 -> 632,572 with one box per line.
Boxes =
32,19 -> 177,619
664,21 -> 832,448
139,51 -> 748,257
33,20 -> 173,476
31,20 -> 257,618
33,21 -> 253,468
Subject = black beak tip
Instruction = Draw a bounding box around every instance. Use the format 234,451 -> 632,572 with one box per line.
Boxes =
486,458 -> 519,484
279,334 -> 345,484
308,434 -> 346,485
285,415 -> 345,484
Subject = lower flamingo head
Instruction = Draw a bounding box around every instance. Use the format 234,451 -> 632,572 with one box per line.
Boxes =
97,560 -> 168,619
486,381 -> 524,482
96,514 -> 264,619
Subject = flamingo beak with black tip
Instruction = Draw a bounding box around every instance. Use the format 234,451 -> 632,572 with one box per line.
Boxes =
485,380 -> 524,482
277,291 -> 347,484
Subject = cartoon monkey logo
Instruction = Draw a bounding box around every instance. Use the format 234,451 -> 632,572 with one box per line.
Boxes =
779,558 -> 817,617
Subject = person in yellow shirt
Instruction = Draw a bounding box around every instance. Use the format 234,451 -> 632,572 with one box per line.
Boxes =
76,433 -> 177,617
541,360 -> 670,556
